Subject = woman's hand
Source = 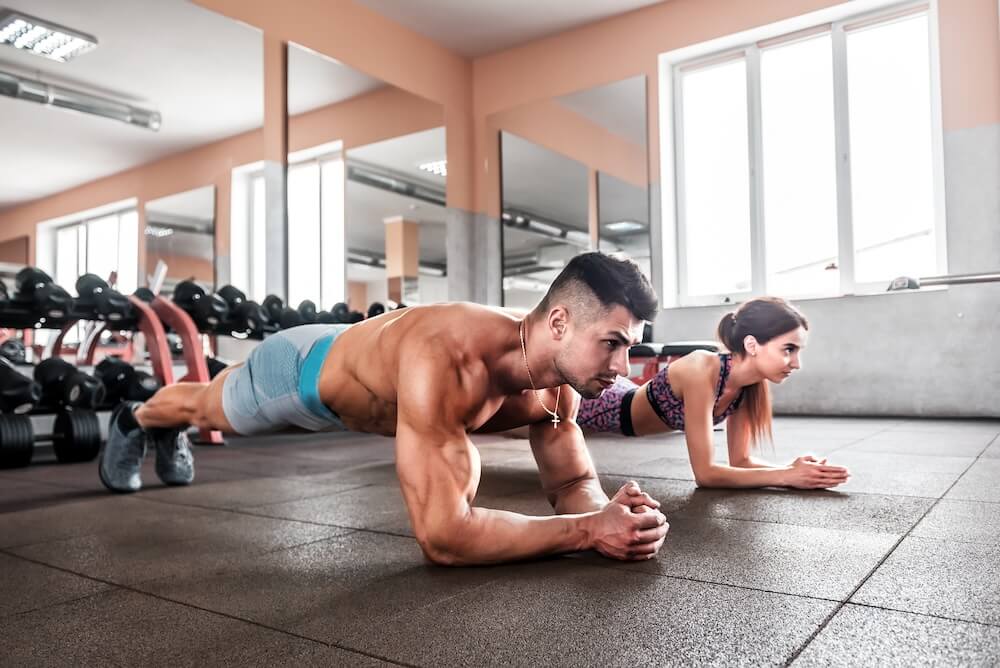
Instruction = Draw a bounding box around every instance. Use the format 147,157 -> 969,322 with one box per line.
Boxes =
782,455 -> 850,489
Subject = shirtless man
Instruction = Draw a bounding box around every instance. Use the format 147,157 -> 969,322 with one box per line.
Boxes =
100,252 -> 669,566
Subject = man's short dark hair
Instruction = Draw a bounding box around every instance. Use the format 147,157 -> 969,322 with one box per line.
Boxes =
537,252 -> 659,322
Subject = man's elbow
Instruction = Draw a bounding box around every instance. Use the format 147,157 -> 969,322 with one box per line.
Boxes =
415,527 -> 471,567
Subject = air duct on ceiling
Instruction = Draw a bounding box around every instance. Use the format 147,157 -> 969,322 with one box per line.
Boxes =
0,69 -> 160,131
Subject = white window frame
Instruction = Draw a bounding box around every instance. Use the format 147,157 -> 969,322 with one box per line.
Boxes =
230,140 -> 346,309
36,198 -> 139,290
658,0 -> 947,308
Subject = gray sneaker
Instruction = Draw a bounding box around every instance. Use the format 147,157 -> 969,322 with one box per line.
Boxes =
151,428 -> 194,486
99,402 -> 146,493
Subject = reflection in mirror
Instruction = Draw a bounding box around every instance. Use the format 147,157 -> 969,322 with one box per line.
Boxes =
589,77 -> 650,278
494,75 -> 650,308
501,132 -> 589,309
286,44 -> 445,317
347,127 -> 447,308
144,186 -> 216,293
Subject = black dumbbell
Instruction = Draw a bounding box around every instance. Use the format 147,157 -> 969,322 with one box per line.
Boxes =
94,357 -> 161,404
0,339 -> 26,365
13,267 -> 73,319
0,359 -> 42,415
34,358 -> 106,410
330,302 -> 350,324
298,300 -> 318,323
0,280 -> 9,305
367,302 -> 386,319
0,412 -> 33,468
173,280 -> 228,330
347,311 -> 364,324
133,286 -> 156,302
279,307 -> 304,329
217,285 -> 264,336
75,273 -> 132,322
261,294 -> 284,326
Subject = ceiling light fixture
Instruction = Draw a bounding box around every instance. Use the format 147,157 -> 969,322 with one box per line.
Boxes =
0,9 -> 97,62
0,69 -> 161,131
603,220 -> 646,234
418,159 -> 447,177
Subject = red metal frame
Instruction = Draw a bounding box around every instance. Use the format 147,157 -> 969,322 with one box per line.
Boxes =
150,296 -> 223,445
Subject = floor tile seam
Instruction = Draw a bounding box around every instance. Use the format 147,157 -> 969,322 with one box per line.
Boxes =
843,600 -> 1000,629
0,475 -> 92,492
669,511 -> 911,536
571,559 -> 843,605
126,489 -> 377,526
116,582 -> 418,668
136,481 -> 375,514
0,496 -> 361,552
903,533 -> 1000,548
0,545 -> 415,667
781,450 -> 985,666
0,587 -> 118,622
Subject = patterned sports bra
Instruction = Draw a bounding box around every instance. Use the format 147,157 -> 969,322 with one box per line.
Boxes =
644,352 -> 745,433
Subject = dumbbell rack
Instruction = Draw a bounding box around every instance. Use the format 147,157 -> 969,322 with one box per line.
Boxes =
54,297 -> 223,445
1,295 -> 224,448
0,302 -> 109,467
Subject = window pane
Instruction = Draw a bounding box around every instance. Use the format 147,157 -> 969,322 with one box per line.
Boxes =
116,211 -> 138,294
287,162 -> 321,307
761,34 -> 840,297
681,58 -> 752,297
251,175 -> 267,302
54,225 -> 79,289
87,215 -> 119,283
847,13 -> 936,283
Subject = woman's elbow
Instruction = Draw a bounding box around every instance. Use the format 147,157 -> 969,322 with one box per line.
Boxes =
693,467 -> 722,488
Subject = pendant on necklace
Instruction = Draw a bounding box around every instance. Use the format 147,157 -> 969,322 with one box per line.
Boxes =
552,414 -> 560,428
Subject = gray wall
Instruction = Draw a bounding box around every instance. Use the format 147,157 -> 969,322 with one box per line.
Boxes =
653,123 -> 1000,418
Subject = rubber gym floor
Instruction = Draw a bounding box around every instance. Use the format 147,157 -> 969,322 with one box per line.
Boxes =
1,416 -> 999,666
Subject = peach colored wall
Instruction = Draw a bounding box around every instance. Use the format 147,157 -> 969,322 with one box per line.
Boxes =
193,0 -> 474,212
492,99 -> 646,185
471,0 -> 1000,213
146,252 -> 215,283
291,86 -> 443,153
0,236 -> 28,264
0,87 -> 442,268
487,98 -> 647,218
347,281 -> 367,312
937,0 -> 1000,130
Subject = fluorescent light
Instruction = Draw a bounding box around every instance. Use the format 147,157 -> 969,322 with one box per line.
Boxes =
418,159 -> 447,177
144,226 -> 174,238
0,9 -> 97,62
603,220 -> 646,233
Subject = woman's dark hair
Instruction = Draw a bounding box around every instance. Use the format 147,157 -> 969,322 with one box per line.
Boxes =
716,297 -> 809,446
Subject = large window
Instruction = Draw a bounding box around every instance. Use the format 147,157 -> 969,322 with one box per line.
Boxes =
232,151 -> 346,309
669,4 -> 943,304
51,209 -> 138,295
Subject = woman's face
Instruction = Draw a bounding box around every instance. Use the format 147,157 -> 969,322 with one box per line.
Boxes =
753,326 -> 807,383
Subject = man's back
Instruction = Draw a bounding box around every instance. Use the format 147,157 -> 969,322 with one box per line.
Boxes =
319,303 -> 524,436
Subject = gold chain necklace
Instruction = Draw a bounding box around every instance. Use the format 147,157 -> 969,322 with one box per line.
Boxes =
519,320 -> 561,428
